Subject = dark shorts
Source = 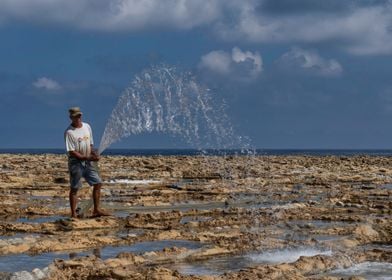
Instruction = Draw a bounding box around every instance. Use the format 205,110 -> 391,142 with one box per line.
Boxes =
68,158 -> 102,190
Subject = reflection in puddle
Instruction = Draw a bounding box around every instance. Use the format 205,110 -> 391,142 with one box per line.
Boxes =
109,201 -> 229,213
16,215 -> 66,224
248,247 -> 332,264
327,262 -> 392,280
280,232 -> 347,242
111,200 -> 286,214
287,219 -> 353,229
380,184 -> 392,190
0,251 -> 69,273
113,210 -> 130,218
0,233 -> 39,242
171,255 -> 250,276
69,240 -> 204,260
310,234 -> 347,242
172,247 -> 332,276
361,243 -> 392,252
105,179 -> 161,184
116,229 -> 145,238
0,240 -> 204,273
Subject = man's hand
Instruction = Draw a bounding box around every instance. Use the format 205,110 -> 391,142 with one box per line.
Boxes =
69,151 -> 87,161
90,149 -> 100,161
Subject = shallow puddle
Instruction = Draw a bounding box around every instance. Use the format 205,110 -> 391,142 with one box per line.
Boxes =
171,254 -> 250,276
105,179 -> 162,184
113,210 -> 131,218
110,199 -> 282,214
108,201 -> 229,213
65,240 -> 204,260
380,184 -> 392,190
361,243 -> 392,252
16,215 -> 67,224
99,240 -> 204,256
280,232 -> 347,242
0,251 -> 69,273
247,247 -> 332,264
310,234 -> 348,242
171,247 -> 332,276
0,233 -> 39,242
327,262 -> 392,280
0,240 -> 204,273
0,233 -> 32,240
287,219 -> 353,229
116,228 -> 145,238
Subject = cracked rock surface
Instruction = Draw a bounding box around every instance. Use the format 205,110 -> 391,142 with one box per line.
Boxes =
0,154 -> 390,279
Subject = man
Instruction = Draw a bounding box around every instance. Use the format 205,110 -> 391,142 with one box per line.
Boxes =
64,107 -> 109,218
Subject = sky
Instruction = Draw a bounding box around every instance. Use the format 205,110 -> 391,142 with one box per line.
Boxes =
1,0 -> 392,149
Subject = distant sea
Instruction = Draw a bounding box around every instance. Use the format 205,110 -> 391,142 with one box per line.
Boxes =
1,149 -> 392,156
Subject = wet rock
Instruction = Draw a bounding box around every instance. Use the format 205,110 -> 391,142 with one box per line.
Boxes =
335,201 -> 345,207
157,230 -> 181,239
10,271 -> 35,280
62,260 -> 86,268
31,268 -> 46,279
147,267 -> 179,280
111,268 -> 139,279
339,239 -> 359,248
353,224 -> 379,241
0,272 -> 12,280
1,154 -> 391,279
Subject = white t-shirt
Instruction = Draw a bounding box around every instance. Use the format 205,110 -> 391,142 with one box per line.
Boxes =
64,122 -> 94,157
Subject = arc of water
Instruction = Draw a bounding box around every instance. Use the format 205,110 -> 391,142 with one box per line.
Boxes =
98,65 -> 250,154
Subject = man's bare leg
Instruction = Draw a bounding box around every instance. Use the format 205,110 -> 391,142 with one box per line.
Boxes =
69,189 -> 78,218
92,183 -> 110,217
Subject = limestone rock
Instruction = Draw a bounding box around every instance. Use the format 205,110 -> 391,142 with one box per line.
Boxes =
353,224 -> 379,241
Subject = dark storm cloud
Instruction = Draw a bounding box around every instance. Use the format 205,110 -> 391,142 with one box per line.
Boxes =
1,1 -> 392,55
216,0 -> 392,55
258,0 -> 389,15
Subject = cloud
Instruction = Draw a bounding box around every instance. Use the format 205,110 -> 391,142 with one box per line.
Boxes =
199,51 -> 231,74
0,0 -> 224,31
199,47 -> 262,80
258,0 -> 370,15
1,1 -> 392,55
32,77 -> 62,91
27,77 -> 121,107
215,1 -> 392,55
277,47 -> 343,77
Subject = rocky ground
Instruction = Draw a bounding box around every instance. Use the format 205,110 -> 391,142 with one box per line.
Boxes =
0,154 -> 391,279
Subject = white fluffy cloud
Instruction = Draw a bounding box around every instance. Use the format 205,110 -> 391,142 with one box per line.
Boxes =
33,77 -> 62,91
278,47 -> 343,77
199,47 -> 262,80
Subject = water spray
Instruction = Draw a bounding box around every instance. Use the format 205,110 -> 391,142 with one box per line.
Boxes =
79,65 -> 253,217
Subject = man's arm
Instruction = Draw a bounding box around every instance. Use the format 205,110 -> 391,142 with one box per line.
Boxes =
69,150 -> 90,161
90,144 -> 99,161
88,125 -> 99,161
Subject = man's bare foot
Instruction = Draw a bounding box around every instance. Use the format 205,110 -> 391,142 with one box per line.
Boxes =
91,209 -> 111,218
